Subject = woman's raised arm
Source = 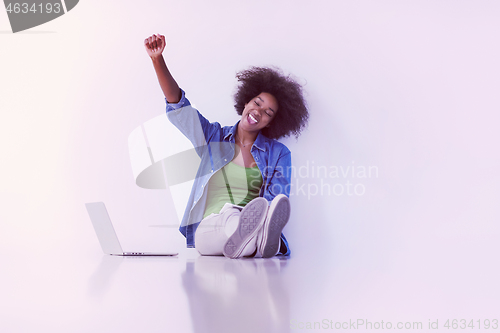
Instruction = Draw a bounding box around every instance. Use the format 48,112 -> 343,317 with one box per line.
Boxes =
144,34 -> 182,103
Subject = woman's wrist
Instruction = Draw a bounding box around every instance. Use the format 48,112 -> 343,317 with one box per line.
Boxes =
150,54 -> 165,64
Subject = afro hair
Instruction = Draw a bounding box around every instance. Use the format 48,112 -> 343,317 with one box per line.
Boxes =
233,66 -> 309,140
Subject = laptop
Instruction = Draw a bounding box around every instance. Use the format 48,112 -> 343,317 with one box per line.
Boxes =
85,202 -> 178,256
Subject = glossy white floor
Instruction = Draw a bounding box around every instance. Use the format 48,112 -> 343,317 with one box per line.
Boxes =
2,229 -> 498,333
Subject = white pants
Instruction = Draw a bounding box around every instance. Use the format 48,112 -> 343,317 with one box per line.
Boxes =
195,203 -> 261,257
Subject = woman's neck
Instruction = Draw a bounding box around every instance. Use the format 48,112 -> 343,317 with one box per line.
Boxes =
236,123 -> 258,146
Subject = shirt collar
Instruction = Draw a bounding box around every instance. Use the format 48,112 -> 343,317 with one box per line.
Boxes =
224,120 -> 267,152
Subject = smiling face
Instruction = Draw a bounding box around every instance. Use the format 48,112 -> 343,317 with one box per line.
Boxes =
239,92 -> 279,133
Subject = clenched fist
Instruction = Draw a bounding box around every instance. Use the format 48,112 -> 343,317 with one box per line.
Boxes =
144,34 -> 166,59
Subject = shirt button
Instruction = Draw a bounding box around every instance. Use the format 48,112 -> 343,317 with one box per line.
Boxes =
224,159 -> 227,162
211,170 -> 213,173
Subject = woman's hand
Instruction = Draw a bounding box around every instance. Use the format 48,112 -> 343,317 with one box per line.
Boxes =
144,34 -> 166,59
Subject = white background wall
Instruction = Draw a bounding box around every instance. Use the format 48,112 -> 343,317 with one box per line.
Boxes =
1,0 -> 499,330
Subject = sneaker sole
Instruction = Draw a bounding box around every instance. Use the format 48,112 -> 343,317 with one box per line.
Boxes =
223,198 -> 267,259
260,196 -> 290,258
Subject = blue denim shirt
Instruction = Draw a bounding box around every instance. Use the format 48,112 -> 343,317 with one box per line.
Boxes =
166,90 -> 291,255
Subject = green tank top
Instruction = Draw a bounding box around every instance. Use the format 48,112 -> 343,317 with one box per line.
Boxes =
203,162 -> 263,218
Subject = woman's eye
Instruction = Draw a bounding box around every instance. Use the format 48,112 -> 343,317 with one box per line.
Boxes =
265,111 -> 272,117
254,101 -> 259,106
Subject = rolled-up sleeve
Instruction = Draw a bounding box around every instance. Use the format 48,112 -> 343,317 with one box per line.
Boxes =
165,89 -> 191,112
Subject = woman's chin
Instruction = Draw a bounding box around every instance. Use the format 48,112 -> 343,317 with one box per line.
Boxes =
239,122 -> 261,133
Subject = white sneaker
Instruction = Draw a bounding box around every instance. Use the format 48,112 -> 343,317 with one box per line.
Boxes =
223,197 -> 268,259
258,194 -> 290,258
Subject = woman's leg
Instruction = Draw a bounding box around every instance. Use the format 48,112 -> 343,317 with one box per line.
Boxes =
195,196 -> 285,258
195,203 -> 261,256
195,205 -> 239,256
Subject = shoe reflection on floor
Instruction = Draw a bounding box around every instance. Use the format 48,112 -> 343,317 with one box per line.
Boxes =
182,256 -> 290,333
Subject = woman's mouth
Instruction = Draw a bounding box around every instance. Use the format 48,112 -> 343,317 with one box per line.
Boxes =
247,113 -> 258,125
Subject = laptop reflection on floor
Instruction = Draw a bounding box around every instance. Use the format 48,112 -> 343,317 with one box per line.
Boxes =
85,202 -> 178,256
